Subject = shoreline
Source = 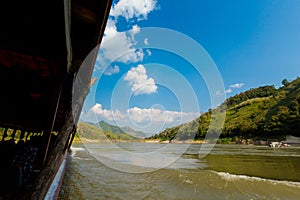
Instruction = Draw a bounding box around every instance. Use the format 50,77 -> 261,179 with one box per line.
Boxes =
72,137 -> 299,147
72,137 -> 145,145
144,139 -> 208,144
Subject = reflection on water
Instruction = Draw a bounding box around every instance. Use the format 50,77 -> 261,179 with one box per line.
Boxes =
85,142 -> 191,173
187,144 -> 300,182
59,143 -> 300,200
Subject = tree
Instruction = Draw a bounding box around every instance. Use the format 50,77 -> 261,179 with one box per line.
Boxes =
282,78 -> 289,86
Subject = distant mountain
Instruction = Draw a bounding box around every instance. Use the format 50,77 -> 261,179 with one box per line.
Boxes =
77,122 -> 107,140
97,121 -> 147,138
77,121 -> 136,141
120,126 -> 147,138
148,77 -> 300,142
97,121 -> 125,134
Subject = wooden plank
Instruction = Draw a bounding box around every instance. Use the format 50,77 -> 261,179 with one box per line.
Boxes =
73,3 -> 97,24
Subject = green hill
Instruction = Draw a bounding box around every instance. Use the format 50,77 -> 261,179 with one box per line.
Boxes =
97,121 -> 126,134
120,126 -> 147,138
148,77 -> 300,143
77,121 -> 136,141
97,121 -> 147,138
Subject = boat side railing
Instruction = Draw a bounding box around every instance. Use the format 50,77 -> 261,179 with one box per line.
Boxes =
0,127 -> 59,198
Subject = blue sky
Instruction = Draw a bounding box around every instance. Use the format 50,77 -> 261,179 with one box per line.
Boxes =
80,0 -> 300,135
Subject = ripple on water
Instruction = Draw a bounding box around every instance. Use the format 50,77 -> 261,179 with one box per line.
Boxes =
59,144 -> 300,200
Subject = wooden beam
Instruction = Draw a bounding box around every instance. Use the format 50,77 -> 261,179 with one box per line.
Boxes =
73,3 -> 97,24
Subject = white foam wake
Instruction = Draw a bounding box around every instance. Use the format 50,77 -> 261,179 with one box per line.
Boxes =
215,171 -> 300,188
70,147 -> 86,151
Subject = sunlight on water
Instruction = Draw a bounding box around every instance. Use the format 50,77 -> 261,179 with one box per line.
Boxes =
59,144 -> 300,200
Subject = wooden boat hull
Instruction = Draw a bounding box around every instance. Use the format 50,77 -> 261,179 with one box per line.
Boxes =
0,0 -> 112,199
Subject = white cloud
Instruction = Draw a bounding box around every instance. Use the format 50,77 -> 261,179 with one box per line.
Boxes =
96,0 -> 158,68
127,107 -> 196,124
216,83 -> 244,96
124,64 -> 157,95
225,89 -> 233,94
230,83 -> 244,88
104,65 -> 120,76
146,49 -> 152,56
144,38 -> 149,45
81,104 -> 199,135
104,18 -> 118,39
130,24 -> 141,35
90,104 -> 114,121
216,88 -> 232,96
100,24 -> 145,64
110,0 -> 158,21
88,104 -> 127,122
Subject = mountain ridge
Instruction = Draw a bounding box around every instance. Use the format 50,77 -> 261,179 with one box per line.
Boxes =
147,77 -> 300,143
77,121 -> 136,141
77,120 -> 147,141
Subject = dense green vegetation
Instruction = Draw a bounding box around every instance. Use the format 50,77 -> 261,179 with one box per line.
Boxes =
148,77 -> 300,142
97,121 -> 146,138
119,126 -> 147,138
97,121 -> 126,134
77,121 -> 136,141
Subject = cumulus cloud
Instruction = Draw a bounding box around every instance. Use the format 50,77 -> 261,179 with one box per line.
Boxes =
216,83 -> 244,96
104,18 -> 118,39
130,24 -> 141,35
81,104 -> 199,134
101,23 -> 144,64
225,89 -> 233,94
144,38 -> 149,45
146,49 -> 152,56
96,1 -> 158,70
124,64 -> 157,95
110,0 -> 158,21
127,107 -> 195,125
88,104 -> 126,122
90,104 -> 114,121
216,88 -> 233,96
104,65 -> 120,76
230,83 -> 244,88
126,107 -> 198,124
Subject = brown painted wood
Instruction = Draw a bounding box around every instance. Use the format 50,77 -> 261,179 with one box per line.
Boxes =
0,0 -> 112,198
73,2 -> 97,24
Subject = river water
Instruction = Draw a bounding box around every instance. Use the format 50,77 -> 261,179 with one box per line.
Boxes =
59,143 -> 300,199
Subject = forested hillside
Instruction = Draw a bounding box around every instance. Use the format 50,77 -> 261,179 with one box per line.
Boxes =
77,121 -> 136,141
148,77 -> 300,142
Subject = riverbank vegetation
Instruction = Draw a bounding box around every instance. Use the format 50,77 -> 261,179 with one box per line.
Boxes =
74,121 -> 137,143
147,77 -> 300,143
